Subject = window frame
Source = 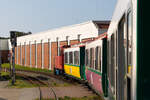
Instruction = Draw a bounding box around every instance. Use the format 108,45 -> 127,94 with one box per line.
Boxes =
69,52 -> 73,65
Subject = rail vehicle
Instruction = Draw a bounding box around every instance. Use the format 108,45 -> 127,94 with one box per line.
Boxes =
54,45 -> 70,75
85,33 -> 108,97
54,33 -> 108,99
54,0 -> 150,100
106,0 -> 149,100
63,44 -> 86,80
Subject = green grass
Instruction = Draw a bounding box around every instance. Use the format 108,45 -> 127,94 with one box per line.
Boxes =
7,74 -> 39,88
2,63 -> 52,74
37,95 -> 102,100
8,79 -> 38,88
50,82 -> 72,87
1,71 -> 10,76
1,63 -> 73,88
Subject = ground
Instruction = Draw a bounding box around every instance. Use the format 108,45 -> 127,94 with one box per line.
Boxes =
0,69 -> 102,100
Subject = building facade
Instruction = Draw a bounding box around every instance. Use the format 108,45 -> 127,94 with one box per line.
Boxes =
0,39 -> 9,63
12,20 -> 109,70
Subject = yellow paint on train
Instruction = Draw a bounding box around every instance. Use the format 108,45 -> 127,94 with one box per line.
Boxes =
64,64 -> 81,78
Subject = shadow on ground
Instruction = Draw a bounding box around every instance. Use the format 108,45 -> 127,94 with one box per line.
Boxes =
36,76 -> 48,81
0,75 -> 10,81
0,97 -> 7,100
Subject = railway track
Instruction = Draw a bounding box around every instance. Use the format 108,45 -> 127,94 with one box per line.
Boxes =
16,72 -> 58,100
3,68 -> 96,99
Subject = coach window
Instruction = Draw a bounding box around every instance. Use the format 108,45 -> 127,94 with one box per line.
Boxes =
74,51 -> 79,65
95,46 -> 99,70
90,48 -> 94,68
85,49 -> 89,67
98,46 -> 101,72
64,52 -> 68,64
90,48 -> 92,68
69,52 -> 73,64
127,11 -> 132,74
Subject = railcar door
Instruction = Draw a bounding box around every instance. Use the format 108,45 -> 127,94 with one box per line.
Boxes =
80,46 -> 86,80
117,15 -> 127,100
102,37 -> 108,97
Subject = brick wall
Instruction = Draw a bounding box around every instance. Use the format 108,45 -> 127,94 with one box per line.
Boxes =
37,43 -> 42,68
32,44 -> 36,67
22,45 -> 25,66
82,38 -> 93,42
18,46 -> 21,65
60,41 -> 67,47
15,38 -> 96,70
1,50 -> 9,63
44,43 -> 49,69
26,45 -> 30,66
51,42 -> 58,70
70,40 -> 79,45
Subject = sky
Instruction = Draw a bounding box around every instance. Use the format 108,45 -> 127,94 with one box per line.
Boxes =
0,0 -> 117,37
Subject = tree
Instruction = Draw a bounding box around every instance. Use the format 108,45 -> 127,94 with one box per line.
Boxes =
12,31 -> 32,37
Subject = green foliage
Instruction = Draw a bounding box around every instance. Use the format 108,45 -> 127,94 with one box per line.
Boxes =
12,31 -> 32,37
8,79 -> 38,88
0,37 -> 9,39
2,63 -> 52,74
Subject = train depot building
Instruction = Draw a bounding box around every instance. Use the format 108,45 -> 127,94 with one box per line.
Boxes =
0,39 -> 9,63
12,20 -> 109,70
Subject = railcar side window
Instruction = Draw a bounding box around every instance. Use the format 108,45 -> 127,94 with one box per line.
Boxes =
69,52 -> 73,64
74,51 -> 79,65
95,47 -> 99,70
85,49 -> 89,67
98,46 -> 101,72
64,52 -> 68,64
127,12 -> 132,74
90,48 -> 92,68
90,48 -> 94,68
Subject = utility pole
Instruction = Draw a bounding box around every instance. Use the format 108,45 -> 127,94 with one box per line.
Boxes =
10,31 -> 17,85
0,42 -> 1,79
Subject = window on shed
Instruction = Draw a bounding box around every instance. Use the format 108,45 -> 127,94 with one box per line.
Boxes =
64,52 -> 68,64
69,52 -> 73,64
95,47 -> 99,70
74,51 -> 79,65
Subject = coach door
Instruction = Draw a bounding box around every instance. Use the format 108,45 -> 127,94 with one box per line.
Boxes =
117,15 -> 127,100
126,10 -> 132,100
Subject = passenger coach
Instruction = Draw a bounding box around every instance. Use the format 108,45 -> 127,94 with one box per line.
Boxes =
85,33 -> 107,97
106,0 -> 149,100
63,45 -> 86,80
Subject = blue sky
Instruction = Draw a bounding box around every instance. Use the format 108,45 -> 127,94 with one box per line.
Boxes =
0,0 -> 117,37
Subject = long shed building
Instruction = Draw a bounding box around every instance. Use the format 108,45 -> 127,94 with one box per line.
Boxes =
14,20 -> 109,70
